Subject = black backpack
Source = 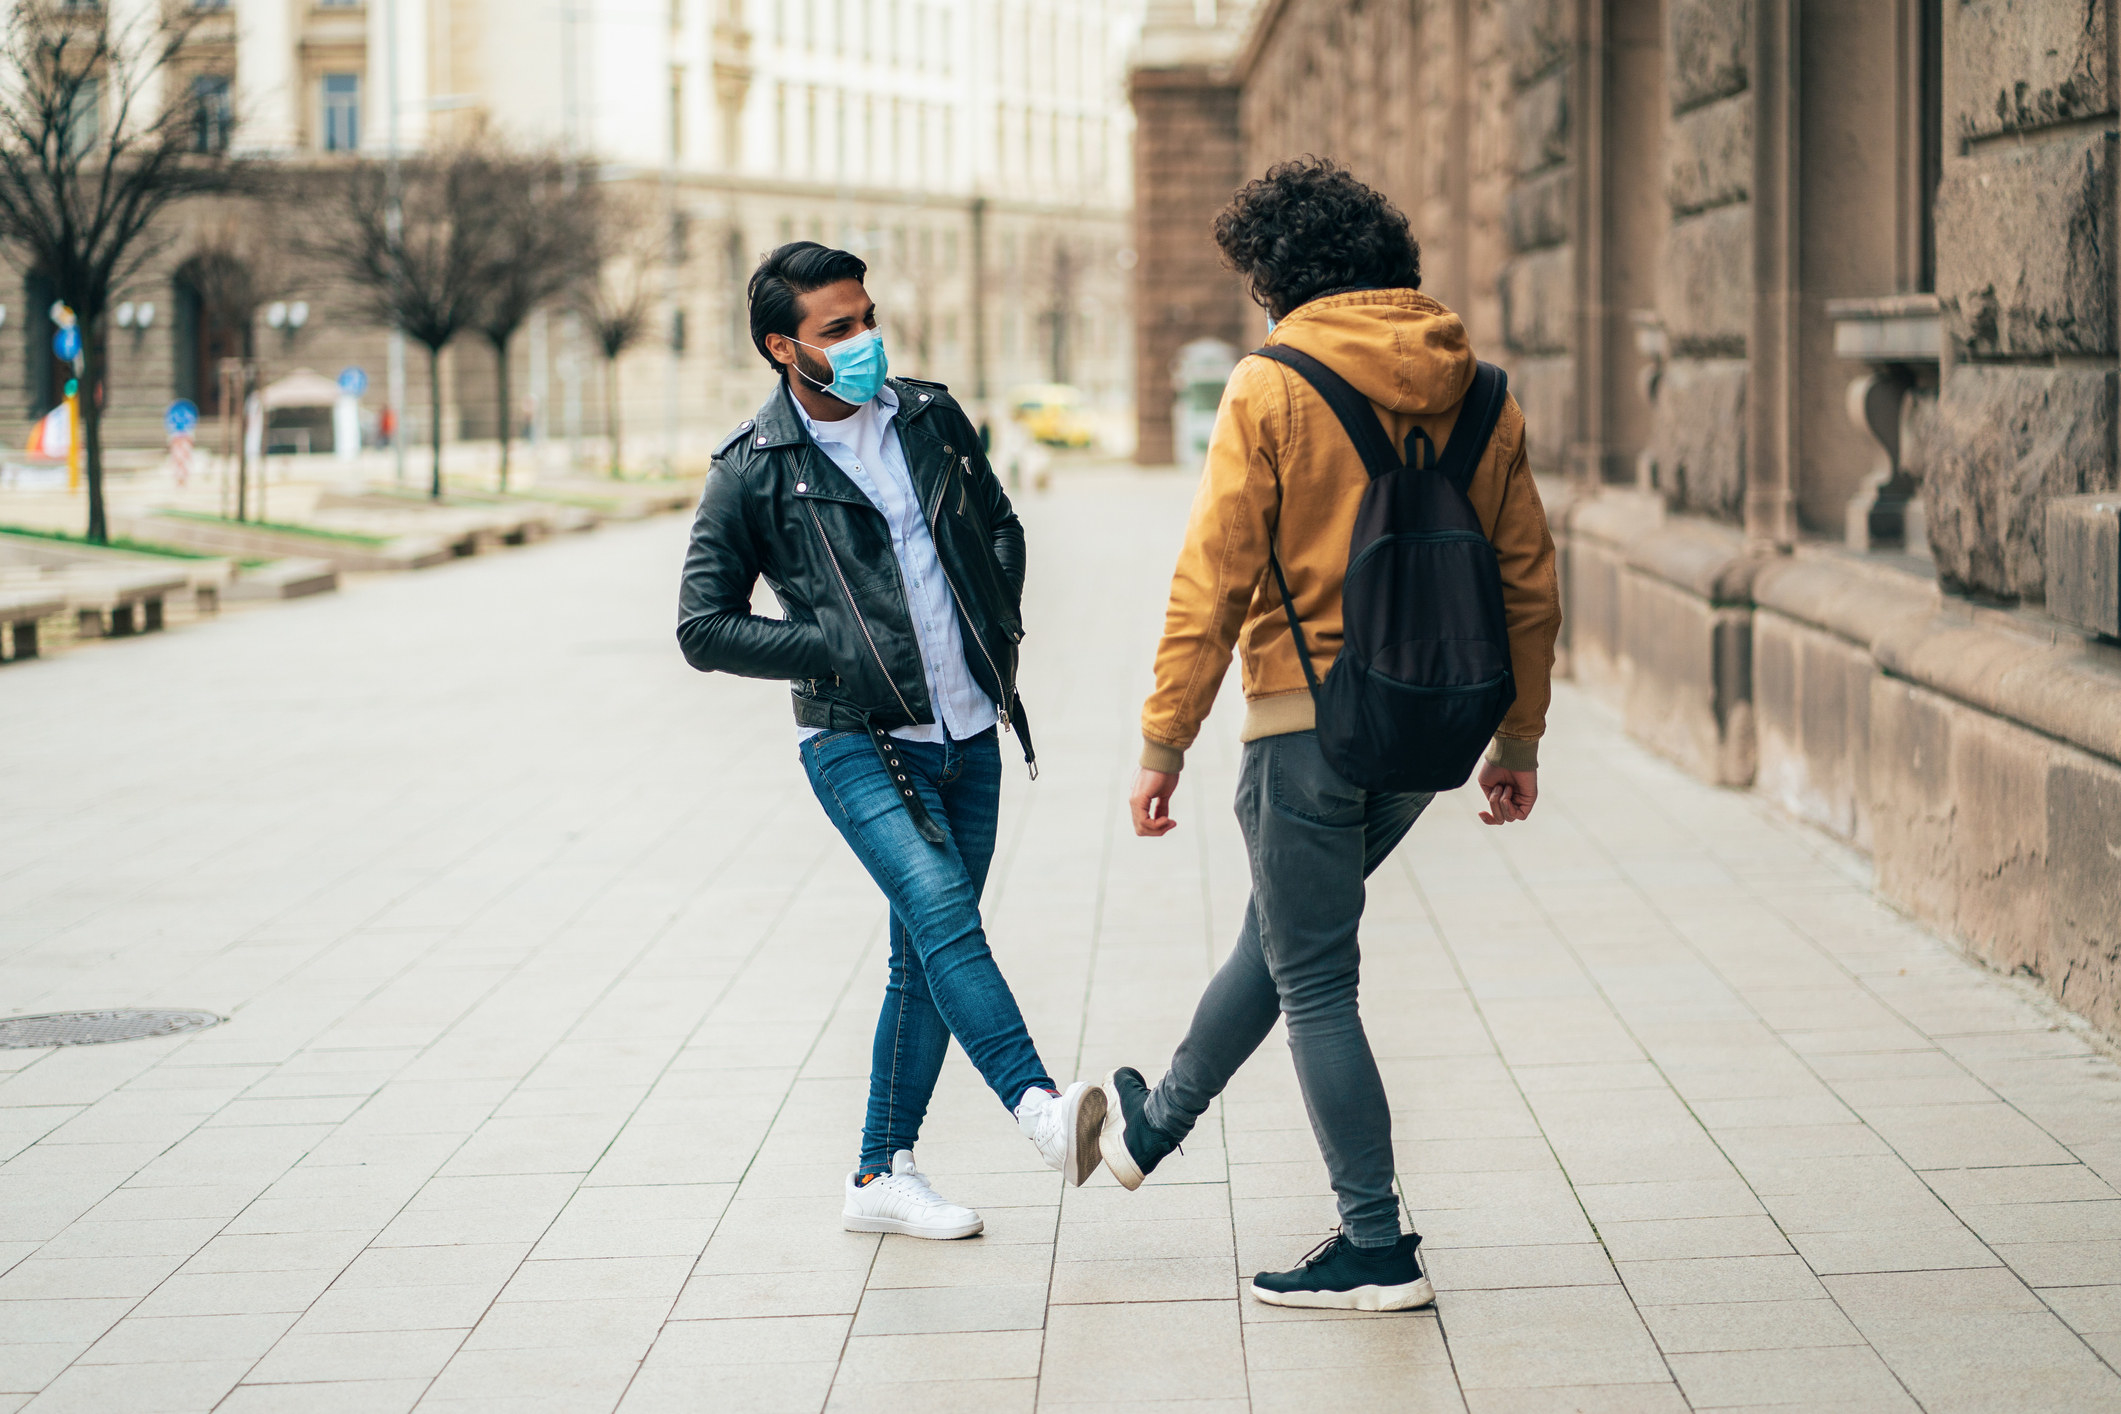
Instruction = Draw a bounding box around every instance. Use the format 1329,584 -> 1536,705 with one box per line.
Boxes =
1253,345 -> 1516,794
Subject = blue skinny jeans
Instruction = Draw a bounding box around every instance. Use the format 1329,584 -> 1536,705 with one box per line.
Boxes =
800,727 -> 1053,1177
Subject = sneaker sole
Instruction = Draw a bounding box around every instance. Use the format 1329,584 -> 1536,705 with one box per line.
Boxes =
842,1213 -> 985,1240
1100,1071 -> 1145,1191
1248,1276 -> 1436,1312
1060,1080 -> 1107,1187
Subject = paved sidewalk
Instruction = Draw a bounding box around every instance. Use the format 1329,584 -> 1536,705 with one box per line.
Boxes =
2,470 -> 2119,1413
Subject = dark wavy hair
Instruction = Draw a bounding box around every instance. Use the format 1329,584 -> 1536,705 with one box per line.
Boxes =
747,241 -> 868,372
1213,158 -> 1421,320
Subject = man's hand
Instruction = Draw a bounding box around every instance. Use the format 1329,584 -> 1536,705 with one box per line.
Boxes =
1477,762 -> 1538,825
1131,768 -> 1181,837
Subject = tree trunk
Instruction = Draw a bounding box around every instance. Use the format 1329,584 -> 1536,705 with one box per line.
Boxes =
428,344 -> 445,500
605,355 -> 622,479
81,339 -> 106,544
491,332 -> 513,493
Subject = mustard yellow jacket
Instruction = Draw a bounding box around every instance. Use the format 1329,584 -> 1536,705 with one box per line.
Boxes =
1141,289 -> 1561,773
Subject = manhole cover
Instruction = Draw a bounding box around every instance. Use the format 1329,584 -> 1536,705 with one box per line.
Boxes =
0,1010 -> 224,1048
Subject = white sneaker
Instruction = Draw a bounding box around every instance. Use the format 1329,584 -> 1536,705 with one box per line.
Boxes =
1016,1082 -> 1107,1187
841,1151 -> 984,1239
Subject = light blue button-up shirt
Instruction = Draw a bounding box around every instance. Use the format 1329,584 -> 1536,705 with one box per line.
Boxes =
795,384 -> 997,744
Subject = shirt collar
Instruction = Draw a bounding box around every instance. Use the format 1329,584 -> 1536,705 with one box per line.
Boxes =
793,382 -> 900,445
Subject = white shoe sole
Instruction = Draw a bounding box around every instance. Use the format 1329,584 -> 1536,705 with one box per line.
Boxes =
1101,1072 -> 1145,1191
842,1212 -> 984,1240
1249,1275 -> 1436,1311
1056,1080 -> 1107,1187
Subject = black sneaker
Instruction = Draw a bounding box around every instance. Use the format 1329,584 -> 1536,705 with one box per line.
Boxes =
1250,1231 -> 1434,1311
1100,1067 -> 1179,1190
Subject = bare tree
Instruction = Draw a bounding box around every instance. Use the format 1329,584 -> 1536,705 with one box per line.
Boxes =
577,198 -> 661,479
179,211 -> 282,519
303,147 -> 506,499
0,2 -> 246,542
471,153 -> 598,490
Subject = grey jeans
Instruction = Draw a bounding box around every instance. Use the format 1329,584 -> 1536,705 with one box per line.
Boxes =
1144,730 -> 1431,1247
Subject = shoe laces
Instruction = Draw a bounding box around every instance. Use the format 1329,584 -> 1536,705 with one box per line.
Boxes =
876,1167 -> 950,1207
1295,1229 -> 1348,1269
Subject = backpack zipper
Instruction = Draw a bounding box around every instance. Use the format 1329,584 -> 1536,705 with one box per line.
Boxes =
804,501 -> 918,722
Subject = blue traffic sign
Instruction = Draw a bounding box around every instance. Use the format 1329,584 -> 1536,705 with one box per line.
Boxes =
52,325 -> 80,361
165,399 -> 199,436
337,366 -> 369,397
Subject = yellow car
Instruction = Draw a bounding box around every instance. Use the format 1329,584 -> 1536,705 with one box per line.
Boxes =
1009,384 -> 1095,449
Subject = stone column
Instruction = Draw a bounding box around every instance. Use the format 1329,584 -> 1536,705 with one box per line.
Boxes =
1746,0 -> 1800,550
1644,0 -> 1752,523
1499,0 -> 1573,476
1925,0 -> 2119,603
235,0 -> 298,152
1565,0 -> 1663,485
1126,1 -> 1250,467
364,0 -> 429,154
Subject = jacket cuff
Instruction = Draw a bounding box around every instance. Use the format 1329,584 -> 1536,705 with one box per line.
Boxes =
1488,735 -> 1540,771
1140,739 -> 1187,773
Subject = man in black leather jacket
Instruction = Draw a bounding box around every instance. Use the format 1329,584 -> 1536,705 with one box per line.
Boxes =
677,242 -> 1105,1240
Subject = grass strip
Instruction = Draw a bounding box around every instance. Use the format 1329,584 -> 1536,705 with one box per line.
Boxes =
0,523 -> 216,560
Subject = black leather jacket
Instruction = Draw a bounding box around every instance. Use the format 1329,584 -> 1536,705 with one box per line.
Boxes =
677,377 -> 1032,763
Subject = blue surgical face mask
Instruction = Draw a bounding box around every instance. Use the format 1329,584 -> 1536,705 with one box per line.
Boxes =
1266,316 -> 1278,334
795,327 -> 889,405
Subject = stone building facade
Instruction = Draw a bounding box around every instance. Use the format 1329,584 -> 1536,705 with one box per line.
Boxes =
1132,0 -> 2121,1038
2,0 -> 1142,471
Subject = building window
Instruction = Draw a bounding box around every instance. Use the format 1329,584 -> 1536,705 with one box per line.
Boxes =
62,77 -> 99,158
190,75 -> 231,154
321,73 -> 360,152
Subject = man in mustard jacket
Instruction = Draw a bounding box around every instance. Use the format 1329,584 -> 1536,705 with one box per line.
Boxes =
1100,159 -> 1562,1311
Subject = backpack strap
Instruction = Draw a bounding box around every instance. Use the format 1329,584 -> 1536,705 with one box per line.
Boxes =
1250,345 -> 1415,477
1435,362 -> 1510,494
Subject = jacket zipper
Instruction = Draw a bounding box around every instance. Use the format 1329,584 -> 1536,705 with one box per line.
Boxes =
804,501 -> 918,722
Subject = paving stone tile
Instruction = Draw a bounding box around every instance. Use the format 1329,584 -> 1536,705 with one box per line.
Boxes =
669,1269 -> 867,1320
293,1284 -> 502,1335
836,1329 -> 1044,1384
1039,1301 -> 1246,1403
1991,1239 -> 2121,1286
1439,1286 -> 1669,1389
1596,1216 -> 1794,1262
78,1312 -> 296,1365
215,1379 -> 426,1414
1238,1314 -> 1451,1368
12,1359 -> 252,1413
1573,1178 -> 1764,1223
850,1281 -> 1046,1336
1666,1345 -> 1916,1409
1424,1244 -> 1617,1291
1461,1385 -> 1688,1414
1638,1298 -> 1864,1352
618,1360 -> 837,1414
459,1296 -> 670,1353
1616,1255 -> 1827,1306
1789,1224 -> 2004,1275
245,1328 -> 467,1384
1048,1257 -> 1237,1305
129,1270 -> 339,1318
421,1346 -> 641,1404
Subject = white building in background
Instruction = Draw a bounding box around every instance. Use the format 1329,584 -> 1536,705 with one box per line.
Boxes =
107,0 -> 1145,464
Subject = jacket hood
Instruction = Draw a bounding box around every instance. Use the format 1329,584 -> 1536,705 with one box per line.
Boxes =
1264,288 -> 1475,415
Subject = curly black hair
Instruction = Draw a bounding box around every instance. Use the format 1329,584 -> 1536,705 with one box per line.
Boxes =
1213,157 -> 1421,320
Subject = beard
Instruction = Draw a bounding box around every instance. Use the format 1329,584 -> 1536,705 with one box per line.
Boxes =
790,346 -> 850,404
